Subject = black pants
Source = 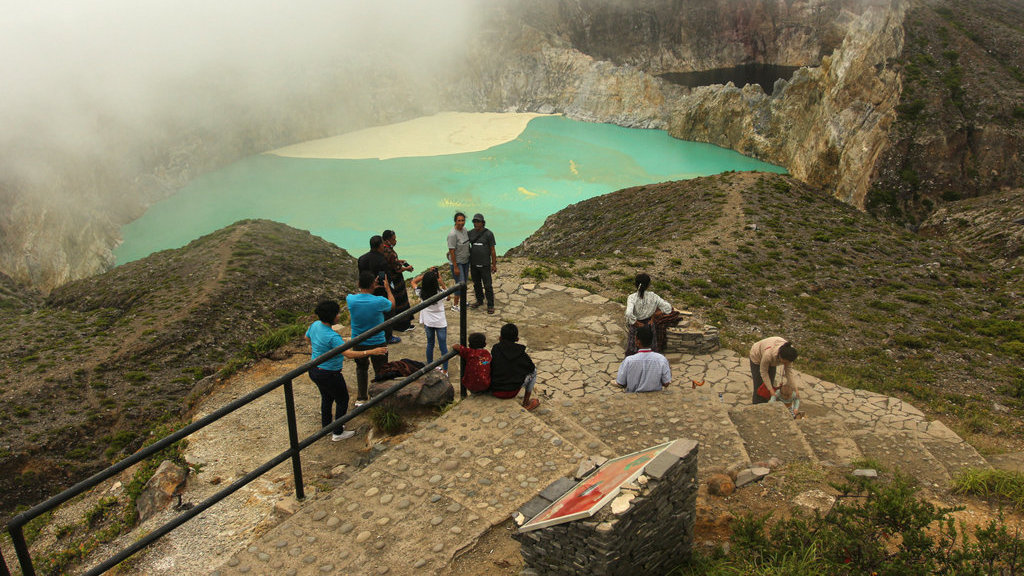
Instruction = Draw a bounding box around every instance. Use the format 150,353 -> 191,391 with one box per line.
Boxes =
354,343 -> 388,401
750,360 -> 776,404
471,265 -> 494,307
308,367 -> 350,431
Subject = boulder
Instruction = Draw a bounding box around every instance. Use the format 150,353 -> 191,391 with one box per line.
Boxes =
367,369 -> 453,409
734,467 -> 770,488
135,460 -> 187,521
706,473 -> 735,497
792,489 -> 836,515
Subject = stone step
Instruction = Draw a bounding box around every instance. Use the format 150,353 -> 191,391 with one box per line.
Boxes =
529,399 -> 616,460
850,429 -> 951,490
727,403 -> 817,465
213,395 -> 587,576
913,420 -> 991,479
608,385 -> 750,476
794,404 -> 864,467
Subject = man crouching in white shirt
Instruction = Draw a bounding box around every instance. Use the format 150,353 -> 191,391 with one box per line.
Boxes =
615,326 -> 672,393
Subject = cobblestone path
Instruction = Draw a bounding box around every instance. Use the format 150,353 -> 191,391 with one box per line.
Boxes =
212,277 -> 988,576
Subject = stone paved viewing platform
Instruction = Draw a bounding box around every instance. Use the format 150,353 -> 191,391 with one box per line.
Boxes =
210,276 -> 989,576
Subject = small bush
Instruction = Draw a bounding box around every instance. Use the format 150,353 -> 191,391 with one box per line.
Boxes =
952,468 -> 1024,510
673,472 -> 1024,575
521,267 -> 549,281
369,403 -> 405,435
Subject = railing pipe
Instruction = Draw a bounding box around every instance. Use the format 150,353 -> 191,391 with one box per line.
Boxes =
10,525 -> 31,576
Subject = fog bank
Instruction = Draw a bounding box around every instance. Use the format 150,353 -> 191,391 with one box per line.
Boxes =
0,0 -> 480,187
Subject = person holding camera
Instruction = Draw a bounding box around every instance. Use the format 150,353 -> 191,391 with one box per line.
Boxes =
358,235 -> 401,344
347,270 -> 395,406
382,229 -> 415,333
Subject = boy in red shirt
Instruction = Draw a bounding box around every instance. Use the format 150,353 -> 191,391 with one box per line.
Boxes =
453,332 -> 491,394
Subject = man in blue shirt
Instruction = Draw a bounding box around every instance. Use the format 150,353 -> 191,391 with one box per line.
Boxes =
347,270 -> 395,405
615,326 -> 672,393
305,300 -> 386,440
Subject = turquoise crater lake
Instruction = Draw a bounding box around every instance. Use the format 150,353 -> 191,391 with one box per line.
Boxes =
115,115 -> 785,271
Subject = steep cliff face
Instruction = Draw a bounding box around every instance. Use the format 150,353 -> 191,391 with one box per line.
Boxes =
514,0 -> 853,71
867,0 -> 1024,225
467,0 -> 904,209
667,3 -> 905,207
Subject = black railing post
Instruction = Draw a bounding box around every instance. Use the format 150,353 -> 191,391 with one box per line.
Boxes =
1,545 -> 12,576
459,281 -> 467,397
10,525 -> 34,576
283,378 -> 305,500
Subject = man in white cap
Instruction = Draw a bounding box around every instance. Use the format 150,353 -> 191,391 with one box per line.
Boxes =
467,213 -> 497,314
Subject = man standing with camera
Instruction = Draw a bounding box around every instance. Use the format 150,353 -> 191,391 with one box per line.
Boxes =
381,229 -> 414,333
347,270 -> 395,406
358,235 -> 400,344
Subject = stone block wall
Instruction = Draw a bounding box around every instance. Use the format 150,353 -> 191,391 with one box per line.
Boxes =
513,439 -> 699,576
664,325 -> 720,354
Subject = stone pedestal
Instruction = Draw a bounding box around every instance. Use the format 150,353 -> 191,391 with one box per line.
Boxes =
664,325 -> 720,354
513,439 -> 699,575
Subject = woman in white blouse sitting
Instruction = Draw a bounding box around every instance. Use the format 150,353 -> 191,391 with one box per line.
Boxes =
624,273 -> 682,357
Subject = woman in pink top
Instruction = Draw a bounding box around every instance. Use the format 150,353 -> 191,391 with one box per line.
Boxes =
749,336 -> 798,404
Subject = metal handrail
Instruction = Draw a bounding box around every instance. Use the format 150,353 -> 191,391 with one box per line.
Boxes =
3,281 -> 468,576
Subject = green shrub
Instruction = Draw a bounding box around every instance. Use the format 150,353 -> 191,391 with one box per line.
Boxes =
247,323 -> 303,357
952,468 -> 1024,510
124,371 -> 149,384
521,267 -> 549,281
673,473 -> 1024,575
369,403 -> 405,435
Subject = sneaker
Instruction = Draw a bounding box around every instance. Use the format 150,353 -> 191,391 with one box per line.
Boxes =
388,336 -> 402,344
354,400 -> 366,408
331,430 -> 356,441
451,304 -> 460,312
434,367 -> 448,377
401,325 -> 417,332
487,308 -> 495,314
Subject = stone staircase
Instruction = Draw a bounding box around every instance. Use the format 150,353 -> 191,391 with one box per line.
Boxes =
208,279 -> 990,576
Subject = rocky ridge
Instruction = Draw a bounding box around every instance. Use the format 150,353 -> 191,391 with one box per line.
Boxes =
0,219 -> 360,520
920,187 -> 1024,270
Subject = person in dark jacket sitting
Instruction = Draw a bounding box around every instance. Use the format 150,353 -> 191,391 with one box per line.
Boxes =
489,323 -> 540,411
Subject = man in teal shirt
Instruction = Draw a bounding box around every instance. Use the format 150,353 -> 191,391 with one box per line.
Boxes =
346,270 -> 395,405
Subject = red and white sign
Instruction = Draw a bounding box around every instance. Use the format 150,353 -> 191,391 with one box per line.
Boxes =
519,441 -> 672,532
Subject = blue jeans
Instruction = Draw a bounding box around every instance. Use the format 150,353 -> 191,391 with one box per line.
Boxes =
450,262 -> 470,288
425,326 -> 449,371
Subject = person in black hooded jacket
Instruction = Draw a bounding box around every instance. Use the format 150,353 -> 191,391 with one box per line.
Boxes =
489,323 -> 540,411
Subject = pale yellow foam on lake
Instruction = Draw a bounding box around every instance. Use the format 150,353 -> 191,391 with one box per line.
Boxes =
267,112 -> 550,160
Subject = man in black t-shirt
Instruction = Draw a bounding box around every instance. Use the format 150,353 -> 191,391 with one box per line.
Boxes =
467,213 -> 497,314
357,235 -> 398,344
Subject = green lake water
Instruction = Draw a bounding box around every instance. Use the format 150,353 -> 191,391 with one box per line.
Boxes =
115,116 -> 785,271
